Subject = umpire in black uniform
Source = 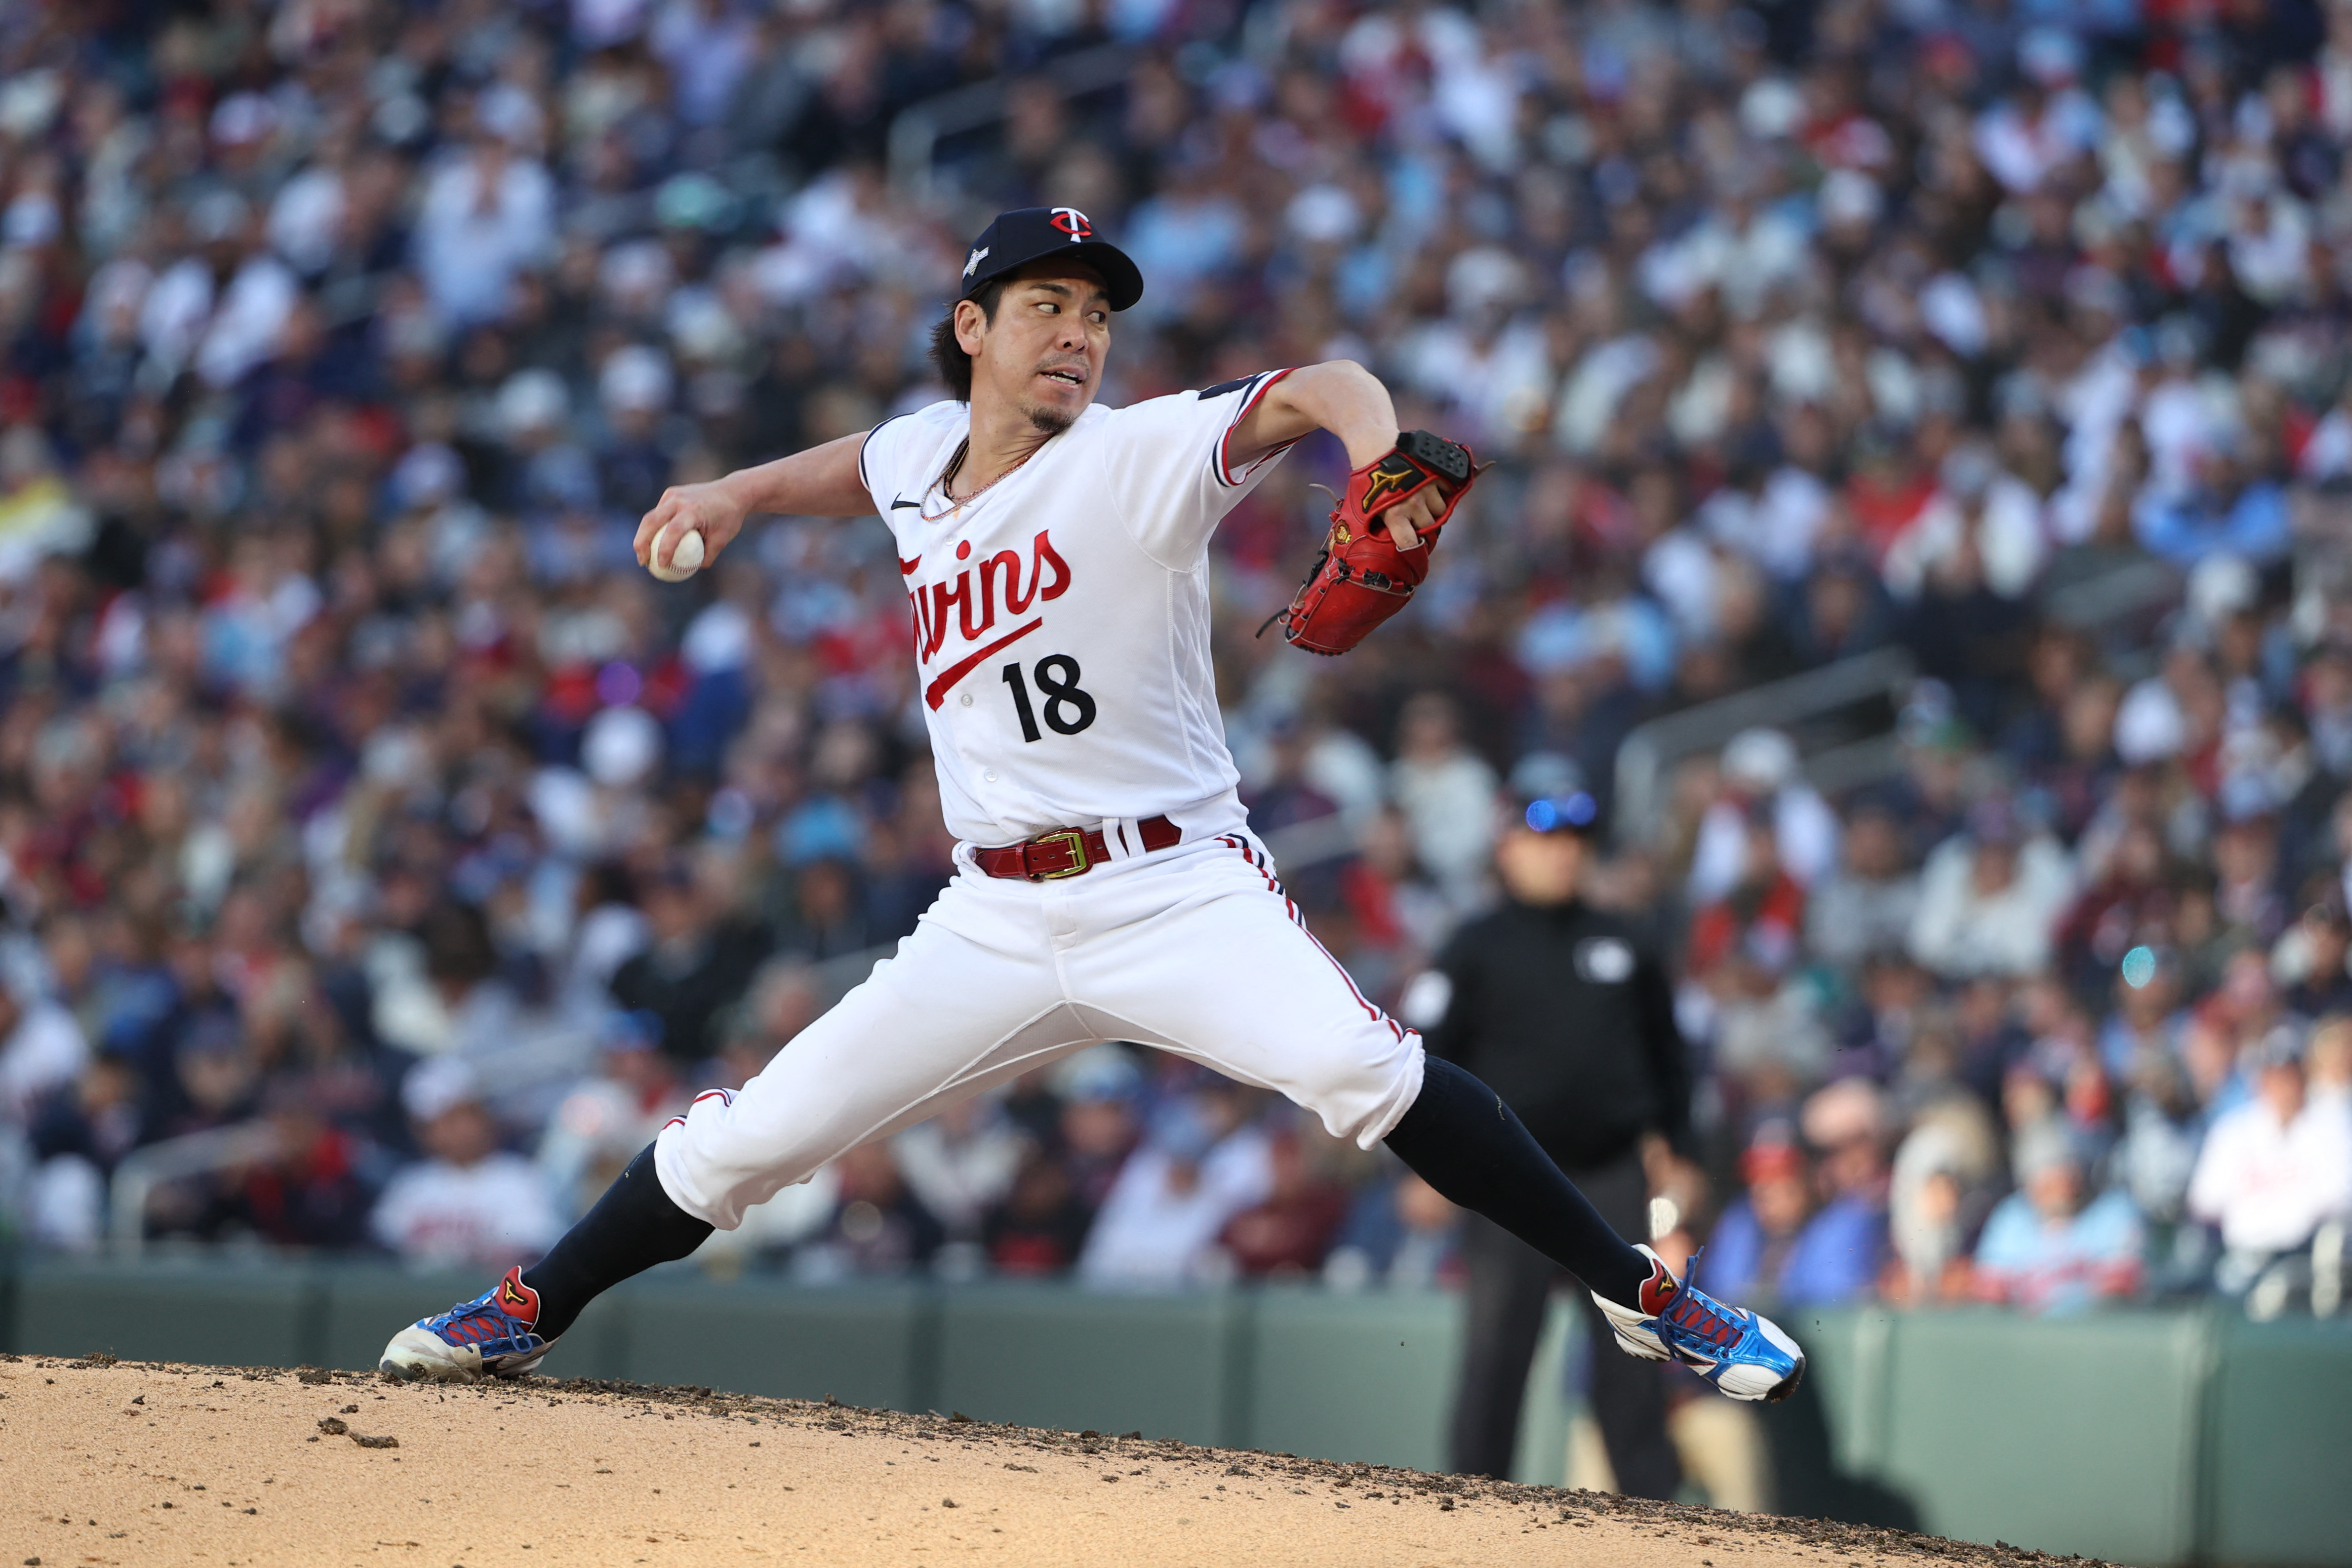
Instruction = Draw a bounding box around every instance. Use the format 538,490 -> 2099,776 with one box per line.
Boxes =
1418,773 -> 1693,1495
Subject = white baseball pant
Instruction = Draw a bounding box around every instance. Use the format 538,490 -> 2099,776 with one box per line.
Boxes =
652,828 -> 1427,1229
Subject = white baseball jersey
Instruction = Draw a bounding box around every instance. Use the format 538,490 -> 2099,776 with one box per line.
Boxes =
654,367 -> 1425,1237
858,371 -> 1297,846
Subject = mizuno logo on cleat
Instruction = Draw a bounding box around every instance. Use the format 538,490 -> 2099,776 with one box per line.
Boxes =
496,1271 -> 539,1324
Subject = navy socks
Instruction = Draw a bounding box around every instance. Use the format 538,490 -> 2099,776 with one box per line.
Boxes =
520,1143 -> 714,1340
1383,1056 -> 1653,1309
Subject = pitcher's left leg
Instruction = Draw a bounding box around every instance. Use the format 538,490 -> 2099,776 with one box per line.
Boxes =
1072,837 -> 1629,1286
1076,834 -> 1803,1404
1071,839 -> 1629,1294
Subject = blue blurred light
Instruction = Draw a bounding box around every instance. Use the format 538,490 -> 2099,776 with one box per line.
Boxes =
1524,793 -> 1597,834
2121,945 -> 2157,989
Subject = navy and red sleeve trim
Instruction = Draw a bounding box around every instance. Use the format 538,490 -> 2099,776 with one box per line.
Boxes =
856,410 -> 913,504
1212,367 -> 1300,488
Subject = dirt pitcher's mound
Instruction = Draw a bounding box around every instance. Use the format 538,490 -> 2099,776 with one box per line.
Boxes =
3,1355 -> 2092,1568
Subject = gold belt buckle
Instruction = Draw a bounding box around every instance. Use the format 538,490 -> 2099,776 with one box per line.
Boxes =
1027,828 -> 1090,881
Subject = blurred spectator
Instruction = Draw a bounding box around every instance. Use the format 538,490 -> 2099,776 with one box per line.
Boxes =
230,1078 -> 385,1250
1334,804 -> 1458,1004
1827,952 -> 1920,1087
27,1050 -> 146,1172
1323,1168 -> 1462,1291
2133,455 -> 2291,567
1078,1081 -> 1272,1287
2101,949 -> 2186,1076
1687,801 -> 1809,978
1707,1105 -> 1887,1310
19,1053 -> 147,1250
1688,729 -> 1840,906
1806,805 -> 1922,971
2059,821 -> 2182,993
1799,1077 -> 1894,1288
1974,1126 -> 2145,1314
2314,1019 -> 2352,1119
985,1145 -> 1093,1278
611,858 -> 771,1068
2118,1048 -> 2206,1232
1241,713 -> 1342,837
413,899 -> 597,1126
537,1009 -> 686,1218
371,1058 -> 564,1270
2187,1032 -> 2352,1295
1884,1101 -> 2002,1307
895,1094 -> 1022,1253
1910,800 -> 2076,979
1388,693 -> 1498,902
414,133 -> 556,327
1054,1045 -> 1144,1215
2278,899 -> 2352,1019
712,960 -> 823,1091
794,1141 -> 943,1281
162,1017 -> 263,1146
0,978 -> 89,1128
1221,1125 -> 1352,1278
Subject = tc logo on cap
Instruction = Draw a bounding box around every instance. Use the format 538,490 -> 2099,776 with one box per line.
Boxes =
1049,206 -> 1093,241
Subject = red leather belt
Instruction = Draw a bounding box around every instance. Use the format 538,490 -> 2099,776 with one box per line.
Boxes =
974,815 -> 1181,881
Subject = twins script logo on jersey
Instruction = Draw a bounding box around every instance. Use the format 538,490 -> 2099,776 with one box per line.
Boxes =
1049,207 -> 1093,241
905,530 -> 1074,710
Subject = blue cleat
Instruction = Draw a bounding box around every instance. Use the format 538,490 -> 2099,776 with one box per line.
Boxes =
1592,1244 -> 1805,1402
379,1267 -> 557,1384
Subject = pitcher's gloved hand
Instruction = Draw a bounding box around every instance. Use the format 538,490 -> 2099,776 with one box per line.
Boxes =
1266,430 -> 1480,656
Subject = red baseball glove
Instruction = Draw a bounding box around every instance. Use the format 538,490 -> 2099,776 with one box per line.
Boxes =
1266,430 -> 1481,656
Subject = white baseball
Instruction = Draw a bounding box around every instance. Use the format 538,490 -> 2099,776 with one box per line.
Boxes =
648,528 -> 706,582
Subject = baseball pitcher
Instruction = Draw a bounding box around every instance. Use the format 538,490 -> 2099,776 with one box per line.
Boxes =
382,207 -> 1803,1407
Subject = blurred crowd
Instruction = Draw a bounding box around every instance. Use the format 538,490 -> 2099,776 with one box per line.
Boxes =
0,0 -> 2350,1318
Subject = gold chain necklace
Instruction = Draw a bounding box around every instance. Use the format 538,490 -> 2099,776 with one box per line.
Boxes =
917,438 -> 1037,524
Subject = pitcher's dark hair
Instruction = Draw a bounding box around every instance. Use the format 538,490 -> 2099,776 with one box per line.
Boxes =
927,277 -> 1010,402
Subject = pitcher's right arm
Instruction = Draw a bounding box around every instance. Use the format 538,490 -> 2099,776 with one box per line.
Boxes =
633,430 -> 873,571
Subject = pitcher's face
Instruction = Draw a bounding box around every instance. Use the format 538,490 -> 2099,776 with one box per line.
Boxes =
962,261 -> 1111,436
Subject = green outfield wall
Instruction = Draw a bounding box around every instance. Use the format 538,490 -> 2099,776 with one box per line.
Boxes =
1,1257 -> 2342,1567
